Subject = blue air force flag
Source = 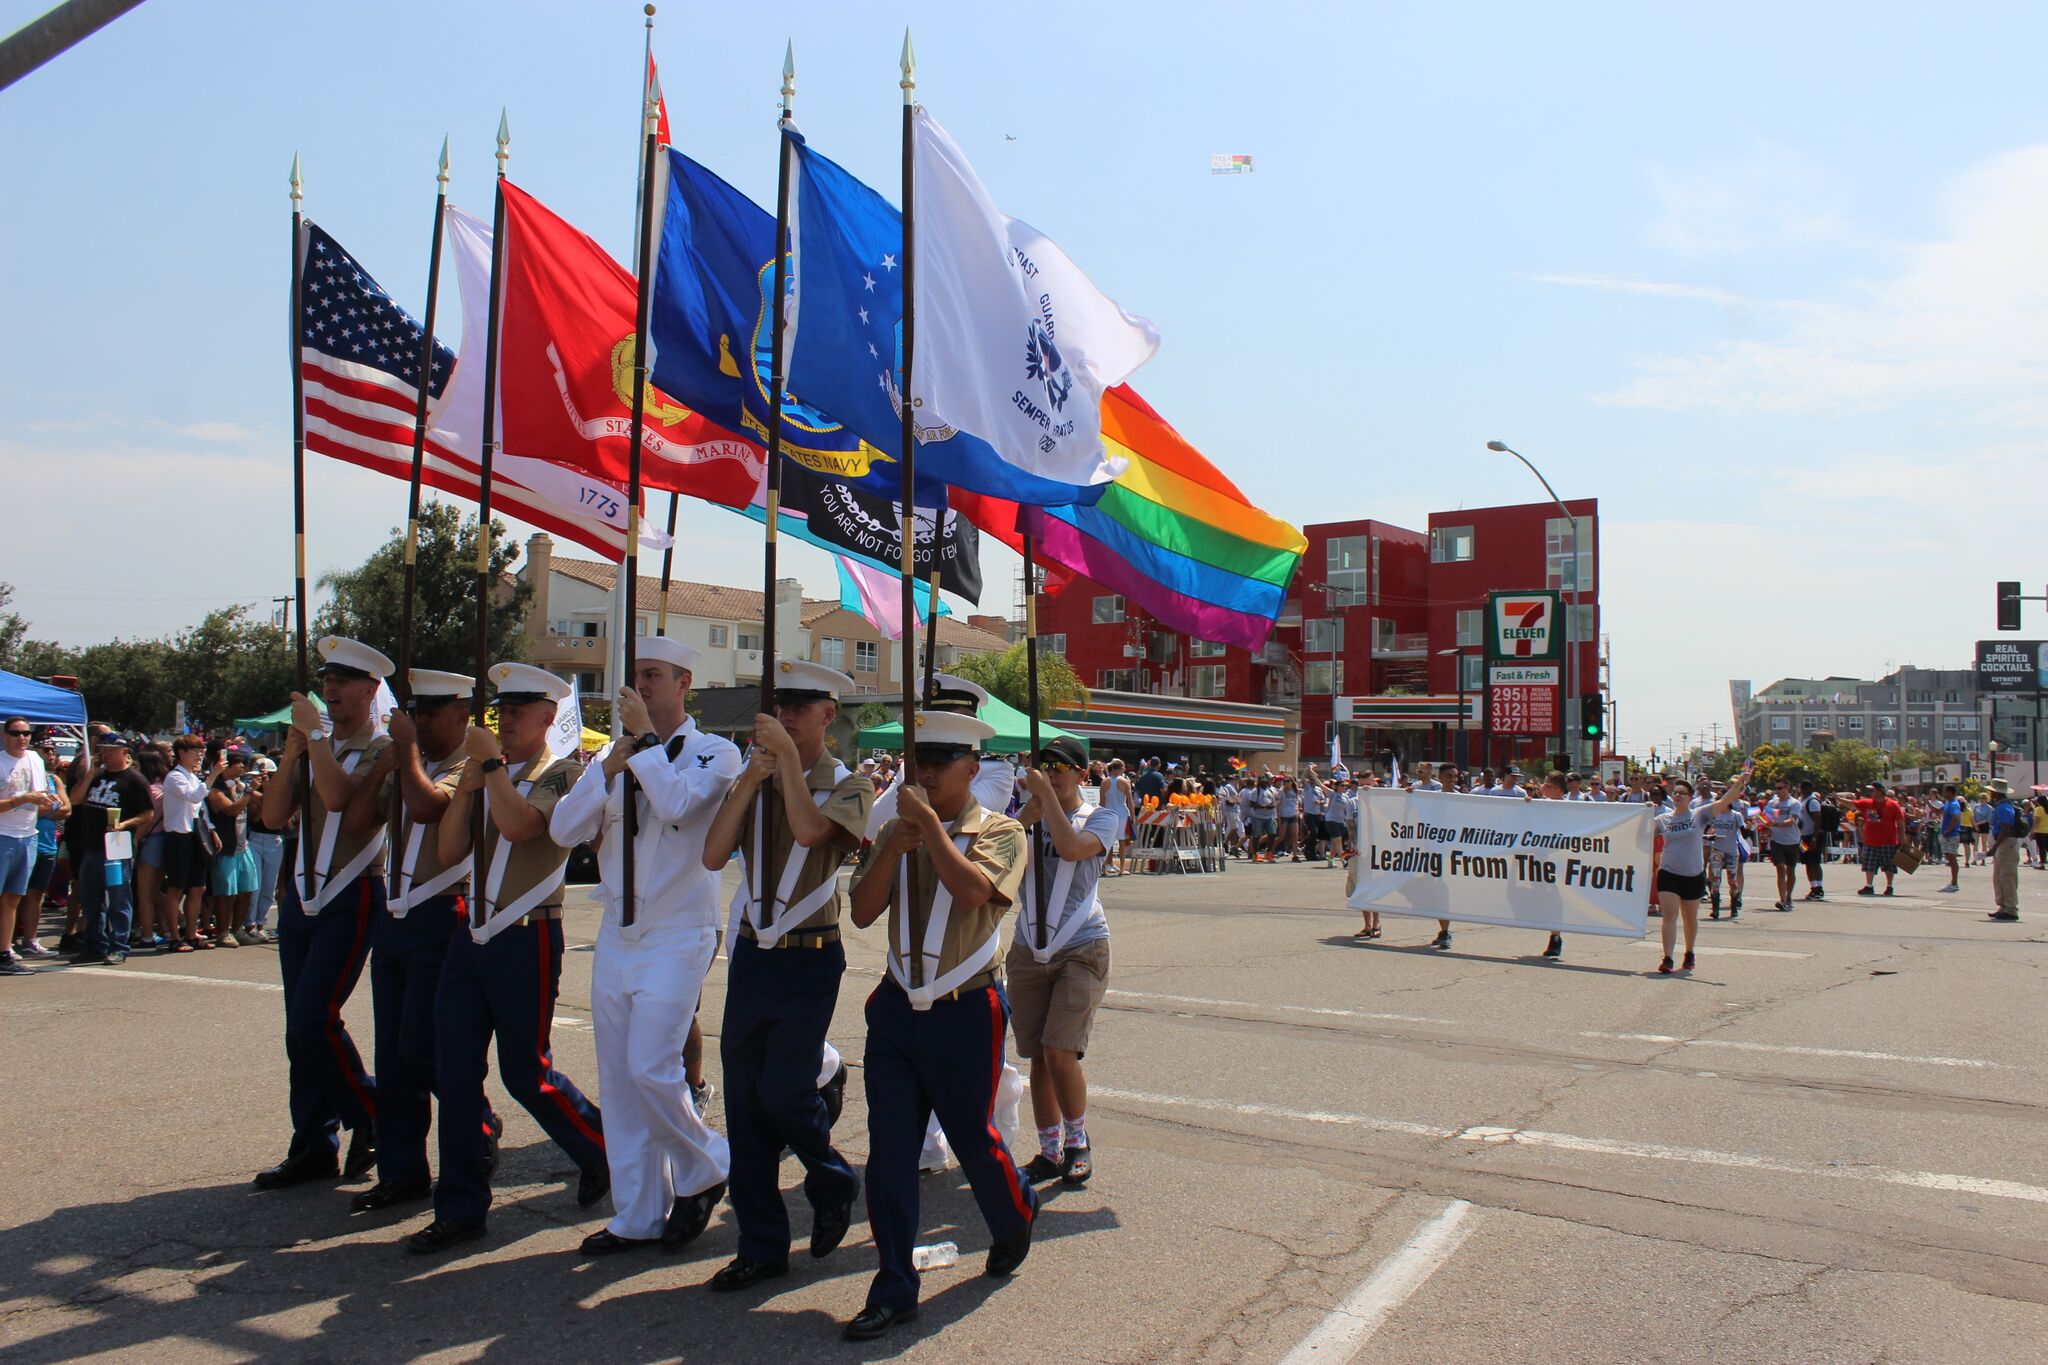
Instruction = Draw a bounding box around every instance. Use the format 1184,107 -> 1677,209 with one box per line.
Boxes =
910,108 -> 1158,488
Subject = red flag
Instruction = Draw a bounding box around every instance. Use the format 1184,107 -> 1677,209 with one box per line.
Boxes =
648,55 -> 672,146
493,179 -> 764,507
948,488 -> 1073,595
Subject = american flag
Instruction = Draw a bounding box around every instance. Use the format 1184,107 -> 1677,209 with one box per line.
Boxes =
297,221 -> 640,559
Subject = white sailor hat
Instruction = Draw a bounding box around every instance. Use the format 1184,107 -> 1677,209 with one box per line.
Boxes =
488,662 -> 571,705
925,671 -> 989,713
772,658 -> 855,702
909,709 -> 996,756
407,669 -> 475,707
316,636 -> 395,681
638,636 -> 704,674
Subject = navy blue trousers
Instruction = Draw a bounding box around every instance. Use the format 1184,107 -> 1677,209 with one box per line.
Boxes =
433,917 -> 605,1226
721,934 -> 861,1262
371,895 -> 497,1188
276,875 -> 379,1159
863,979 -> 1036,1312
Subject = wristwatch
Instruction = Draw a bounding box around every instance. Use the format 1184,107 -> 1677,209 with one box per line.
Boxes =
480,757 -> 506,775
633,732 -> 661,753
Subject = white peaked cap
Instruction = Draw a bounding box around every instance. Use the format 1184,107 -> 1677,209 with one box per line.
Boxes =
639,636 -> 704,673
408,669 -> 475,700
316,636 -> 395,679
488,662 -> 571,703
773,658 -> 856,698
911,710 -> 996,751
928,672 -> 990,711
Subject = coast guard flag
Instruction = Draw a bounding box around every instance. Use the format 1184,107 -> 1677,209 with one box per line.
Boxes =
547,673 -> 583,760
785,131 -> 1107,509
911,108 -> 1158,487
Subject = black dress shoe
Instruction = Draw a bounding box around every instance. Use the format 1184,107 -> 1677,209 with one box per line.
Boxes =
985,1212 -> 1035,1277
254,1149 -> 339,1190
710,1255 -> 791,1292
1542,933 -> 1563,959
343,1128 -> 377,1179
1060,1143 -> 1092,1187
407,1219 -> 487,1254
844,1303 -> 920,1341
350,1180 -> 432,1212
483,1113 -> 504,1181
576,1164 -> 611,1209
662,1180 -> 725,1248
1020,1153 -> 1064,1183
579,1227 -> 657,1256
810,1200 -> 854,1258
819,1062 -> 848,1128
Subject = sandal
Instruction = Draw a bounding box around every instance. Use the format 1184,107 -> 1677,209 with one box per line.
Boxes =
172,941 -> 196,954
190,938 -> 214,951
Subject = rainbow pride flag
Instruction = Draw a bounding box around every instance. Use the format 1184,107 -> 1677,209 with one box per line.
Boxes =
1021,386 -> 1304,651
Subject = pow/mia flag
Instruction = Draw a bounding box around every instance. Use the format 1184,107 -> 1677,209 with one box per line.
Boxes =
761,462 -> 983,605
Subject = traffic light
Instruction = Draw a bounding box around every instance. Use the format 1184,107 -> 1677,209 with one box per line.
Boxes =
1580,692 -> 1606,743
1997,581 -> 2022,631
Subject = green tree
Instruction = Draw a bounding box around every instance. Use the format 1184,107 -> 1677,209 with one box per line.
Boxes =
0,582 -> 25,667
946,641 -> 1089,716
1894,742 -> 1943,774
1819,738 -> 1888,792
1702,745 -> 1748,783
69,638 -> 176,733
315,502 -> 533,674
1746,742 -> 1822,792
163,606 -> 294,731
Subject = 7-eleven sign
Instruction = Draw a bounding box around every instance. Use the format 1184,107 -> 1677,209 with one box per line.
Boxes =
1487,590 -> 1562,661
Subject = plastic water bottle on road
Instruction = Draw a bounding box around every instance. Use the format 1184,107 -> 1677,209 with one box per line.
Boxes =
911,1242 -> 958,1271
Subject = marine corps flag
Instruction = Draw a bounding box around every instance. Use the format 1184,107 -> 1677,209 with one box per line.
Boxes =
439,185 -> 765,509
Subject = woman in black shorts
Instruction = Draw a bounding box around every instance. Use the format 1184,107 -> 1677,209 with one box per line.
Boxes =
1652,768 -> 1752,975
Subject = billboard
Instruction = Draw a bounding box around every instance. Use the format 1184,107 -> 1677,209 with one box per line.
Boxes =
1974,639 -> 2047,692
1486,590 -> 1562,662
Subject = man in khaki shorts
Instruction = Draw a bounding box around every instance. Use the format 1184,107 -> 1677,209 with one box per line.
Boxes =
1009,737 -> 1120,1188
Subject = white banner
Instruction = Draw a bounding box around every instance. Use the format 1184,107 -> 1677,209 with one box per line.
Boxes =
1347,789 -> 1653,937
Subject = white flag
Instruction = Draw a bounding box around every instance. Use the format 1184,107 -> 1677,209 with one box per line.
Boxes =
911,108 -> 1158,487
372,680 -> 400,737
547,672 -> 583,761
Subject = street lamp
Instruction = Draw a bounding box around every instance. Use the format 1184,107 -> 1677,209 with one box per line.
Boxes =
1439,646 -> 1474,769
1487,440 -> 1581,767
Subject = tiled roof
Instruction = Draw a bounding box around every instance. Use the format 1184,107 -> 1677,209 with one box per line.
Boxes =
546,556 -> 833,623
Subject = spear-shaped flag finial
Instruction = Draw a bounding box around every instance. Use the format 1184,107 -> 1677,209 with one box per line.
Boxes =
781,39 -> 795,114
437,134 -> 450,189
645,70 -> 663,134
900,28 -> 915,101
289,150 -> 302,206
495,108 -> 510,177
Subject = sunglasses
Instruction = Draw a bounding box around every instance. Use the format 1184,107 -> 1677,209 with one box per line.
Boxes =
4,729 -> 30,738
1038,759 -> 1080,774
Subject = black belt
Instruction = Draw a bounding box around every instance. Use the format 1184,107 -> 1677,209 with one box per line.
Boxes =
885,968 -> 1000,1002
738,924 -> 841,950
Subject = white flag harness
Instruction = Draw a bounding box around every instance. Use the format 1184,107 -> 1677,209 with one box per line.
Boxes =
1018,802 -> 1099,964
888,829 -> 1000,1011
295,747 -> 386,914
387,754 -> 467,917
470,755 -> 564,944
739,760 -> 850,943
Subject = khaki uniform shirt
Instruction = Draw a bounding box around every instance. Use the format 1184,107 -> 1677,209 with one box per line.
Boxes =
453,751 -> 578,918
289,721 -> 393,907
733,752 -> 873,936
378,749 -> 469,905
852,796 -> 1027,987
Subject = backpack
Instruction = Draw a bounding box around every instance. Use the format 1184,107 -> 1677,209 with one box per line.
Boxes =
1815,799 -> 1842,836
2014,802 -> 2034,838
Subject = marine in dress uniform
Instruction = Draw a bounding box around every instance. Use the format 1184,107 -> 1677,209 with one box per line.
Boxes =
253,637 -> 393,1190
843,710 -> 1039,1342
407,664 -> 605,1253
700,660 -> 872,1292
340,669 -> 500,1212
549,637 -> 741,1255
1010,736 -> 1120,1189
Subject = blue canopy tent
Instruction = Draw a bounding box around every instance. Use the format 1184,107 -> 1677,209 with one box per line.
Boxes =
0,670 -> 87,732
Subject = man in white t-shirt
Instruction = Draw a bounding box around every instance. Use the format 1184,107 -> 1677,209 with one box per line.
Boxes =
0,718 -> 56,976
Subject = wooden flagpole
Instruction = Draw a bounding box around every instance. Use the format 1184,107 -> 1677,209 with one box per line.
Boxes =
288,154 -> 316,894
760,40 -> 796,713
395,138 -> 450,707
468,111 -> 510,927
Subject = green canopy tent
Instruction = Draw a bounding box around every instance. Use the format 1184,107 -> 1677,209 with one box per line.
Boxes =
855,693 -> 1085,755
234,695 -> 325,732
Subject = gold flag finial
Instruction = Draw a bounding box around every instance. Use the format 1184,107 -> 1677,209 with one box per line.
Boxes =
436,135 -> 450,190
646,70 -> 662,134
900,28 -> 915,101
495,108 -> 510,177
781,39 -> 795,114
289,151 -> 302,206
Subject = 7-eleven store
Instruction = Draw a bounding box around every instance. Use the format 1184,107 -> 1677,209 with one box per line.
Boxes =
1051,690 -> 1297,770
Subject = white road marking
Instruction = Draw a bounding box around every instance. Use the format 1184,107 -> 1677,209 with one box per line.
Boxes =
1099,1088 -> 2048,1207
1107,989 -> 1456,1027
62,966 -> 281,991
1277,1199 -> 1476,1364
1627,942 -> 1812,959
1580,1032 -> 2000,1069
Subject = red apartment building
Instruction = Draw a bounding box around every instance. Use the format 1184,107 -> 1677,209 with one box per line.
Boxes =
1036,498 -> 1600,771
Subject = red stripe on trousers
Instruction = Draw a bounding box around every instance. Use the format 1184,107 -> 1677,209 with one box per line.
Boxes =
533,923 -> 605,1150
982,987 -> 1033,1223
331,882 -> 378,1121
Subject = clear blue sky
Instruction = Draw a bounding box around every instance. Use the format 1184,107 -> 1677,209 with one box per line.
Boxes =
5,0 -> 2045,754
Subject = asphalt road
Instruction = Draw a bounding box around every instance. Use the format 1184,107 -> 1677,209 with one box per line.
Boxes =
4,850 -> 2045,1363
